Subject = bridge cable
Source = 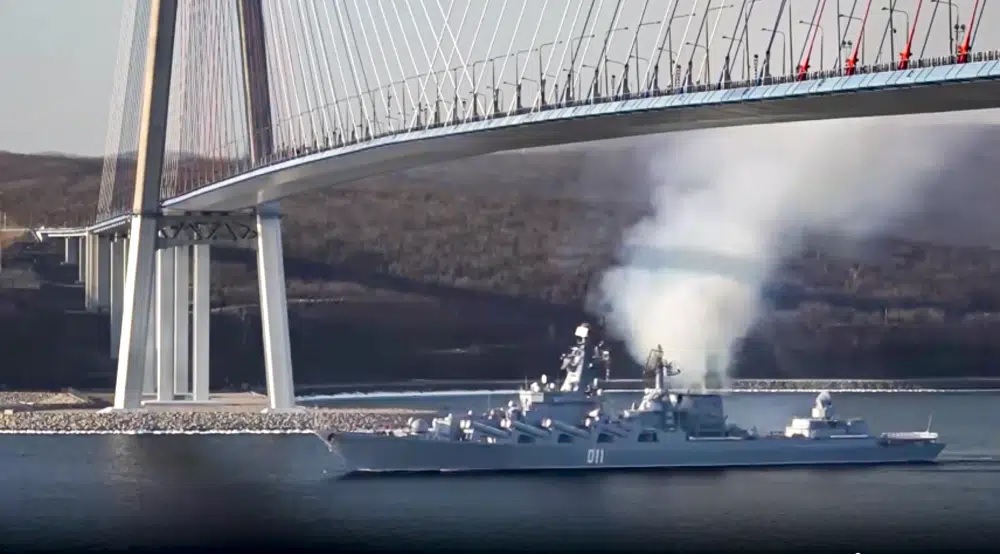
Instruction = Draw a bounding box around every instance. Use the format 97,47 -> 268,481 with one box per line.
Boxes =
758,0 -> 788,81
387,0 -> 436,131
273,3 -> 305,144
105,0 -> 150,220
573,0 -> 609,99
645,0 -> 682,89
225,2 -> 239,166
672,0 -> 700,87
96,0 -> 138,222
359,1 -> 400,132
430,0 -> 483,122
544,0 -> 590,105
313,2 -> 347,143
968,0 -> 988,57
209,3 -> 225,182
873,0 -> 897,65
296,1 -> 329,144
696,0 -> 731,85
469,0 -> 512,118
352,0 -> 395,134
317,1 -> 358,142
537,0 -> 586,108
279,1 -> 307,147
586,0 -> 626,101
408,0 -> 456,126
395,0 -> 436,130
615,0 -> 652,97
305,2 -> 339,144
455,0 -> 494,122
918,0 -> 941,59
175,1 -> 196,194
296,0 -> 325,145
728,0 -> 762,82
375,1 -> 420,131
507,0 -> 552,112
843,0 -> 871,75
719,0 -> 750,83
343,1 -> 380,138
420,0 -> 472,122
283,2 -> 317,146
566,0 -> 598,100
683,0 -> 712,85
491,0 -> 529,115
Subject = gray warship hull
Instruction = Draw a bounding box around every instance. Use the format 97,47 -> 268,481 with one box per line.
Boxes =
322,431 -> 945,475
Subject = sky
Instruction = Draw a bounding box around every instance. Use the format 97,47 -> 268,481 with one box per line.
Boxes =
0,0 -> 998,156
0,1 -> 123,155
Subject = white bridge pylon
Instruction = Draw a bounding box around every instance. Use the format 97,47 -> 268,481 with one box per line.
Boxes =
106,0 -> 297,412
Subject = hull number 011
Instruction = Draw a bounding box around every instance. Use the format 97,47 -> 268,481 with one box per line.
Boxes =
586,448 -> 605,464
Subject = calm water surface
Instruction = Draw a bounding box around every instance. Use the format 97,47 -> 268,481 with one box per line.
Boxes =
1,392 -> 998,551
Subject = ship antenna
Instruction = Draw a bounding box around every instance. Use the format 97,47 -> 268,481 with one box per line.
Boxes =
926,412 -> 934,433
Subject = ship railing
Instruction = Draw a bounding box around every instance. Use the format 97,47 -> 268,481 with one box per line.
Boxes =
880,431 -> 938,441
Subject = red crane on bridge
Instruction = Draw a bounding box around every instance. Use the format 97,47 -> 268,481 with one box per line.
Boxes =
956,0 -> 984,63
844,0 -> 873,75
897,0 -> 925,69
797,0 -> 828,80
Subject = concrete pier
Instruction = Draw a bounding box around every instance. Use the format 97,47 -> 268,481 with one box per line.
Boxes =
155,248 -> 175,402
63,237 -> 79,265
77,237 -> 86,283
95,236 -> 111,311
109,237 -> 125,357
174,245 -> 191,397
191,244 -> 210,401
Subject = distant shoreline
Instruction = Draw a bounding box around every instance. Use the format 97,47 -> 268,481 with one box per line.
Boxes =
295,377 -> 1000,397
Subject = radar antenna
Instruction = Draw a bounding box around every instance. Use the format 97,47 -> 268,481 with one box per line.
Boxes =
645,345 -> 682,377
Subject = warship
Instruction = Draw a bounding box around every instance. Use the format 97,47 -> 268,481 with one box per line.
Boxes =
317,323 -> 944,474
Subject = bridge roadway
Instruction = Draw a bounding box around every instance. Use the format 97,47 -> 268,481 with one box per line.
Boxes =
33,52 -> 1000,242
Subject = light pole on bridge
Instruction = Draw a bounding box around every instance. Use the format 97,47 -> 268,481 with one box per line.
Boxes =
839,13 -> 867,69
629,19 -> 664,95
930,0 -> 960,56
563,33 -> 597,102
759,28 -> 787,76
797,20 -> 826,73
657,12 -> 694,89
882,6 -> 911,61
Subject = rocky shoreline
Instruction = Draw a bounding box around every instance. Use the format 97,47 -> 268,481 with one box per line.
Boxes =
0,391 -> 432,434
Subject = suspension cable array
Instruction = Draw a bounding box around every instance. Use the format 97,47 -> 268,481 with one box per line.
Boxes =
93,0 -> 999,225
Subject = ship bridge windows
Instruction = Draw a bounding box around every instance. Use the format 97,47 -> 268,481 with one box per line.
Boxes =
637,430 -> 658,443
597,433 -> 614,443
557,434 -> 573,443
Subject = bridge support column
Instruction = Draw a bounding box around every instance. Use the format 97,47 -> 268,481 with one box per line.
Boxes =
256,210 -> 296,411
174,245 -> 191,397
155,247 -> 175,402
64,237 -> 79,265
77,238 -> 86,283
95,236 -> 111,311
84,234 -> 97,311
111,0 -> 177,410
142,304 -> 156,396
109,236 -> 126,358
191,244 -> 210,402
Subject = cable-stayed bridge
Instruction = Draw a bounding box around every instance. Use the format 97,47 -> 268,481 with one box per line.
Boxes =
27,0 -> 1000,411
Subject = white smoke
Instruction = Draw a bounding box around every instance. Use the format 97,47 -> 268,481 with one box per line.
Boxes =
593,117 -> 980,389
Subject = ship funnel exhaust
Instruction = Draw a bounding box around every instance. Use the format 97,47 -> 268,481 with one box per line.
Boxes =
591,120 -> 980,389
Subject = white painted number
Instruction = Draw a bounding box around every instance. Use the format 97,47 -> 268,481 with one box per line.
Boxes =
586,448 -> 605,465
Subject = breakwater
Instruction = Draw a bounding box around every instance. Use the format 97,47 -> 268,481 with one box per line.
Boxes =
0,391 -> 430,434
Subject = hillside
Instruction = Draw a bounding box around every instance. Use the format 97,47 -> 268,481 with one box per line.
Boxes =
3,131 -> 1000,389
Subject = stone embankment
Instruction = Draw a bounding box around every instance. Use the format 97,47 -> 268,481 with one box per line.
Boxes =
0,391 -> 432,434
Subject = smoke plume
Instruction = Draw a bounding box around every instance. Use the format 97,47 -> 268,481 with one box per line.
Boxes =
592,117 -> 980,389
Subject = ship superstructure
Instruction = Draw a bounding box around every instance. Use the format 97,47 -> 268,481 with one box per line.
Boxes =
318,323 -> 944,474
